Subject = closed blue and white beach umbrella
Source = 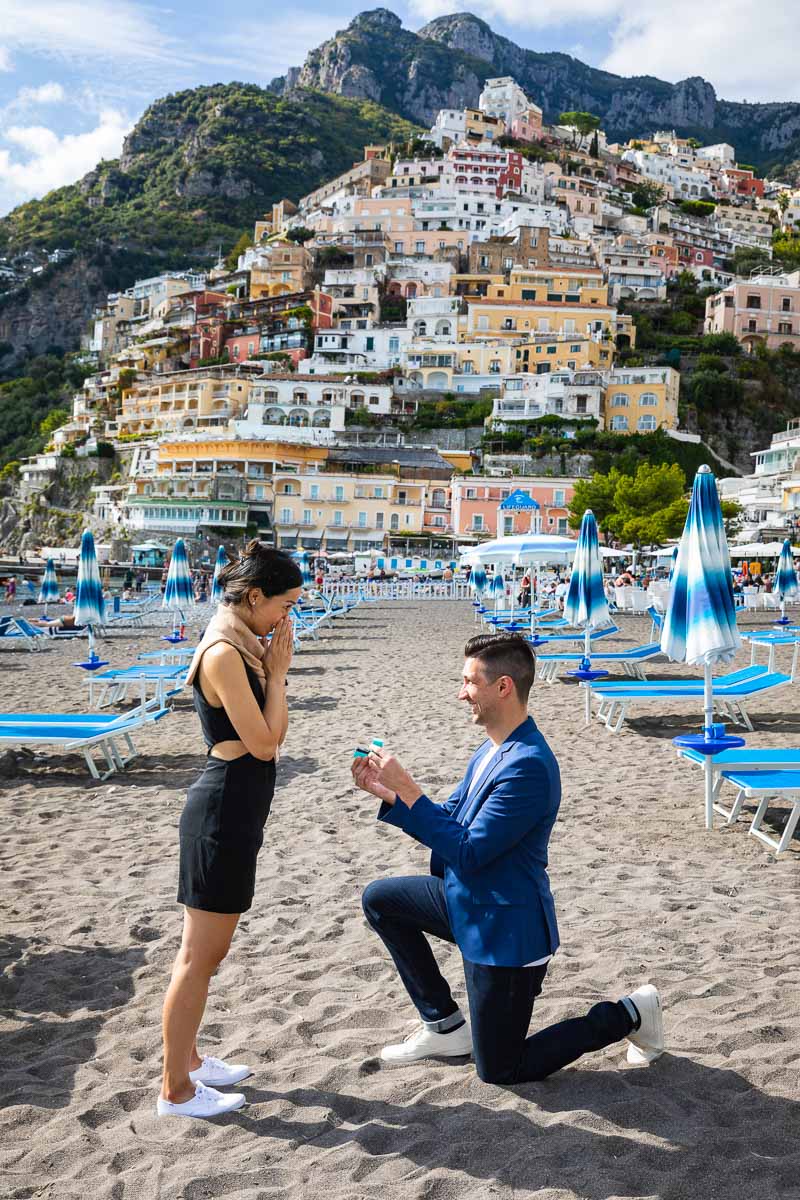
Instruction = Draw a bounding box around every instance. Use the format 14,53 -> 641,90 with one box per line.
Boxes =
564,510 -> 613,721
491,568 -> 505,612
211,545 -> 228,603
774,537 -> 798,624
74,530 -> 106,659
163,538 -> 194,635
662,465 -> 742,828
470,564 -> 487,594
299,551 -> 314,588
38,557 -> 60,612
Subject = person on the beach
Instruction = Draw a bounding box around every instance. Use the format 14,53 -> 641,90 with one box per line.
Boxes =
352,633 -> 663,1084
157,542 -> 302,1120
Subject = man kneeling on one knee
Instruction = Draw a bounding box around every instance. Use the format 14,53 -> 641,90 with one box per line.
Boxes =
352,633 -> 663,1085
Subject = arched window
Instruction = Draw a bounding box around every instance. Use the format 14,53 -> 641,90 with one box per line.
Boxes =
431,488 -> 446,508
610,414 -> 629,431
637,414 -> 657,431
611,393 -> 629,407
350,392 -> 365,408
293,390 -> 308,404
413,320 -> 428,337
263,389 -> 278,404
435,320 -> 451,337
639,392 -> 658,406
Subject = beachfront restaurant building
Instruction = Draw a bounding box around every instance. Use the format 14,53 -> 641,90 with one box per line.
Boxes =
451,475 -> 579,540
271,446 -> 453,554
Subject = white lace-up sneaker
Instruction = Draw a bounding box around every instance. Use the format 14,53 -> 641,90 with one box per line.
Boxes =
156,1081 -> 247,1119
189,1055 -> 252,1087
381,1020 -> 473,1064
625,984 -> 664,1065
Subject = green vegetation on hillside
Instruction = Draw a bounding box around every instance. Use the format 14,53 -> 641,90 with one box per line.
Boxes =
0,353 -> 93,469
0,85 -> 421,282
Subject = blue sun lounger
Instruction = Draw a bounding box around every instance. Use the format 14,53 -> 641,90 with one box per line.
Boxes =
536,642 -> 663,684
88,664 -> 188,709
526,624 -> 619,647
678,745 -> 800,826
586,667 -> 790,733
0,707 -> 171,779
716,770 -> 800,854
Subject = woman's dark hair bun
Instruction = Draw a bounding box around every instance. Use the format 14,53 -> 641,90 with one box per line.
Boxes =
217,541 -> 302,604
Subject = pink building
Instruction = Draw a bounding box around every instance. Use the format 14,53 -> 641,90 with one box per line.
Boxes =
451,476 -> 578,540
705,271 -> 800,352
510,106 -> 544,143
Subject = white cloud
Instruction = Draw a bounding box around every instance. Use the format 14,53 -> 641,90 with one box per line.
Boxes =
408,0 -> 800,102
0,108 -> 131,213
16,81 -> 67,105
0,47 -> 12,72
209,15 -> 344,80
0,0 -> 183,67
601,1 -> 800,103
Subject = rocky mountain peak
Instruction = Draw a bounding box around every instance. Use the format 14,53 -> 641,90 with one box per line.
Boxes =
417,12 -> 495,59
349,8 -> 403,33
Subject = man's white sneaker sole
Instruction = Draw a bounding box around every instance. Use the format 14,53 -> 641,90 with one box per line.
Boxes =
381,1023 -> 473,1064
625,983 -> 664,1065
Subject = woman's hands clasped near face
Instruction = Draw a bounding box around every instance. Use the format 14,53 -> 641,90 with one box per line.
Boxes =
263,616 -> 294,679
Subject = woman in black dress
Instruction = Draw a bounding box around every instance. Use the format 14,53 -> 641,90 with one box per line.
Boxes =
158,543 -> 302,1119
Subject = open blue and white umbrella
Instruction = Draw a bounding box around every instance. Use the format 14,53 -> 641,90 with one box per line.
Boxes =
211,545 -> 228,603
773,538 -> 798,625
74,530 -> 106,665
662,465 -> 743,828
564,510 -> 614,722
163,538 -> 194,640
38,557 -> 60,614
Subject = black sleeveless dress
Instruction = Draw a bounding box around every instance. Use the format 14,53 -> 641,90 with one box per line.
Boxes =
177,659 -> 276,914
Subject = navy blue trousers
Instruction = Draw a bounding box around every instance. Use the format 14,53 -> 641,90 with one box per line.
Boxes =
362,874 -> 633,1085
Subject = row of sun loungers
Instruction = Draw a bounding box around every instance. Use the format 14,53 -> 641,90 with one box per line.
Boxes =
0,706 -> 171,780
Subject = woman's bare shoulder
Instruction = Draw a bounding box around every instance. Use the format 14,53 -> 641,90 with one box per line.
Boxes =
202,642 -> 244,675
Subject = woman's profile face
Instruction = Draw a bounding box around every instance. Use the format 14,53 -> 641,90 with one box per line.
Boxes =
248,586 -> 302,636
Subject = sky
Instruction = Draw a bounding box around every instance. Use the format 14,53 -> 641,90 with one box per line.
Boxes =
0,0 -> 797,219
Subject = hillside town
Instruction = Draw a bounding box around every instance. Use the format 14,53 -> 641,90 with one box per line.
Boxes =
17,76 -> 800,561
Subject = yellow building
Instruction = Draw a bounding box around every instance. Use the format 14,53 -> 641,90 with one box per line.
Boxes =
249,239 -> 314,301
273,469 -> 426,551
604,367 -> 680,433
513,334 -> 616,373
111,368 -> 261,438
464,108 -> 506,143
125,436 -> 329,538
496,266 -> 608,306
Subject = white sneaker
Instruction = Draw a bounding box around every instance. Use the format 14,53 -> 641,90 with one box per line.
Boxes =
625,984 -> 664,1065
189,1054 -> 252,1087
381,1020 -> 472,1064
156,1081 -> 246,1119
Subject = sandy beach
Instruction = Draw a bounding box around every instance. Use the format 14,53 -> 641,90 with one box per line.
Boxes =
1,600 -> 799,1200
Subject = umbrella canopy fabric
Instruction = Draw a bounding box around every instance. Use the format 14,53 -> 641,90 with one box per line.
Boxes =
74,531 -> 106,628
661,466 -> 740,668
298,552 -> 314,587
38,558 -> 60,604
469,565 -> 487,594
491,571 -> 506,596
211,545 -> 228,602
775,538 -> 799,601
461,533 -> 576,566
163,538 -> 194,612
564,510 -> 612,631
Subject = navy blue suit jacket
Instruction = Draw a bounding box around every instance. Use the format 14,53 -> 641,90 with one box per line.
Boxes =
378,716 -> 561,966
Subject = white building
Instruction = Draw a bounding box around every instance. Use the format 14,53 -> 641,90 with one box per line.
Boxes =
490,369 -> 606,425
307,327 -> 412,373
478,77 -> 531,128
622,149 -> 713,200
429,108 -> 467,150
720,418 -> 800,539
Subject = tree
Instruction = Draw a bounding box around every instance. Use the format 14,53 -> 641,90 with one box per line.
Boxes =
285,226 -> 314,244
558,111 -> 601,150
777,191 -> 790,215
568,468 -> 623,533
630,181 -> 664,210
225,230 -> 252,271
606,462 -> 688,545
39,407 -> 70,438
589,131 -> 599,158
